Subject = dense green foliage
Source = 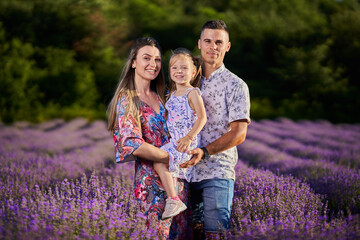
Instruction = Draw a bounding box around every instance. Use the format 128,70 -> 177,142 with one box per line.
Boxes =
0,0 -> 359,123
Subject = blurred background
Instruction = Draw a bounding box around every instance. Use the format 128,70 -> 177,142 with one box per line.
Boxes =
1,0 -> 359,124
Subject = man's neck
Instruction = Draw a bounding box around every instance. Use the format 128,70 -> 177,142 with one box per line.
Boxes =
203,62 -> 223,80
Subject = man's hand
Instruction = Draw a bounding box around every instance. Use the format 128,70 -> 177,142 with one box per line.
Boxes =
179,148 -> 204,168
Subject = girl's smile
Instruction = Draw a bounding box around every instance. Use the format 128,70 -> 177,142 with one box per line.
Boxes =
169,55 -> 196,87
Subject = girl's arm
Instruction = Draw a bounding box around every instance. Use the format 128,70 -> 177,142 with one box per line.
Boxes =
133,142 -> 169,163
176,89 -> 207,152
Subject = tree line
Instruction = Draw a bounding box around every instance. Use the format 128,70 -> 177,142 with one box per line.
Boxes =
1,0 -> 359,123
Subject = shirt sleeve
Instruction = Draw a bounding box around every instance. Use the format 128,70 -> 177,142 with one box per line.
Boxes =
113,96 -> 144,163
227,78 -> 251,124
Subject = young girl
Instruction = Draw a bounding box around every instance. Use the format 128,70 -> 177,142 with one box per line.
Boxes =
154,48 -> 207,219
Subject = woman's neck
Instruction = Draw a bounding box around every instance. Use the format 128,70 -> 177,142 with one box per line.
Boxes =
135,78 -> 152,96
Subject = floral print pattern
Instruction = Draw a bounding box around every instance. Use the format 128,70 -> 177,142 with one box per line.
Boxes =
112,94 -> 192,239
192,64 -> 251,182
160,88 -> 201,182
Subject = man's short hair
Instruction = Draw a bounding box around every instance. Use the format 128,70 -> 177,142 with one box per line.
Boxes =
201,20 -> 229,37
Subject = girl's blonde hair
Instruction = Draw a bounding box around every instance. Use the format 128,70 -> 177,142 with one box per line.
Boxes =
167,48 -> 202,99
107,37 -> 166,132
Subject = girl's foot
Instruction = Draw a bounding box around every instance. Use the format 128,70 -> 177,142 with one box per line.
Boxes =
161,197 -> 187,219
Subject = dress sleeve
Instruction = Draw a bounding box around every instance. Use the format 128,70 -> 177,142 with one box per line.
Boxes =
113,96 -> 144,163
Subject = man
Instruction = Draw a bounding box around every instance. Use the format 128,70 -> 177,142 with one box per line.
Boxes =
180,20 -> 251,238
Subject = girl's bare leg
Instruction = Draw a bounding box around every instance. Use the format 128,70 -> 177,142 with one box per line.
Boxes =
154,162 -> 176,197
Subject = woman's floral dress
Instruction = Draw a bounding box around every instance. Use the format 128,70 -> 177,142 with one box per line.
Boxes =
113,94 -> 191,239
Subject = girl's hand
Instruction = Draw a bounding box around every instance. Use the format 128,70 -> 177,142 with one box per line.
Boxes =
176,135 -> 192,153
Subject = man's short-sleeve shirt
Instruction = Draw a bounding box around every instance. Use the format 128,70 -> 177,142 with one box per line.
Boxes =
192,64 -> 250,182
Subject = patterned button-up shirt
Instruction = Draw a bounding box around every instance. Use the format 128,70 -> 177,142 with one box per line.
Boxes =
192,64 -> 251,182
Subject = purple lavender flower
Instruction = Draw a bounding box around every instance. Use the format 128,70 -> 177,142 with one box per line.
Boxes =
1,118 -> 359,239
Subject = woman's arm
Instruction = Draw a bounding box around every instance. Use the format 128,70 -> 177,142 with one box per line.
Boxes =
133,142 -> 169,164
176,89 -> 207,153
115,95 -> 169,164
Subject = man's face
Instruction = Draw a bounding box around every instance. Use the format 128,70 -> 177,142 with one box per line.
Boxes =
198,28 -> 231,67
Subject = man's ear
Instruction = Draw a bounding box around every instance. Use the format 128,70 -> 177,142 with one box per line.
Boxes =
226,41 -> 231,52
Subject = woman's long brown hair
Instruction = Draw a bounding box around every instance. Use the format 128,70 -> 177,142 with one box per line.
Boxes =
107,37 -> 166,132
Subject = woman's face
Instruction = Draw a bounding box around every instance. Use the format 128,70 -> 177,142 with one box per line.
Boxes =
132,45 -> 162,82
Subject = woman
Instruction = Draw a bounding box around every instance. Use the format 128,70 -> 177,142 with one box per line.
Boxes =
107,37 -> 191,239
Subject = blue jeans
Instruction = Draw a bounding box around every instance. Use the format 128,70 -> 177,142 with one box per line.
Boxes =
190,178 -> 234,233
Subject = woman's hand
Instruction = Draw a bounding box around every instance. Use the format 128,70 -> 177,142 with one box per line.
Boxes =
176,135 -> 192,153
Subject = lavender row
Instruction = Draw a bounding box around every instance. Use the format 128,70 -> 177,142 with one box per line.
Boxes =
237,139 -> 360,215
259,118 -> 360,143
0,118 -> 112,156
0,146 -> 113,202
1,119 -> 359,239
0,119 -> 116,202
3,164 -> 358,239
1,171 -> 157,240
250,119 -> 360,158
247,124 -> 360,169
232,162 -> 323,224
229,214 -> 360,240
230,162 -> 360,239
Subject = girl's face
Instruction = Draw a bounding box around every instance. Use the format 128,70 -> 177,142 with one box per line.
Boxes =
169,55 -> 196,86
132,45 -> 161,82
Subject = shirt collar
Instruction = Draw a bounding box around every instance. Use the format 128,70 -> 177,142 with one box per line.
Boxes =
201,64 -> 226,82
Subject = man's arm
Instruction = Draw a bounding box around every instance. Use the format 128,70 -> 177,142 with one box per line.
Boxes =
179,119 -> 248,168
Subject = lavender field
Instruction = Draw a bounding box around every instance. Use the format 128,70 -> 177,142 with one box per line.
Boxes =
1,118 -> 359,239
